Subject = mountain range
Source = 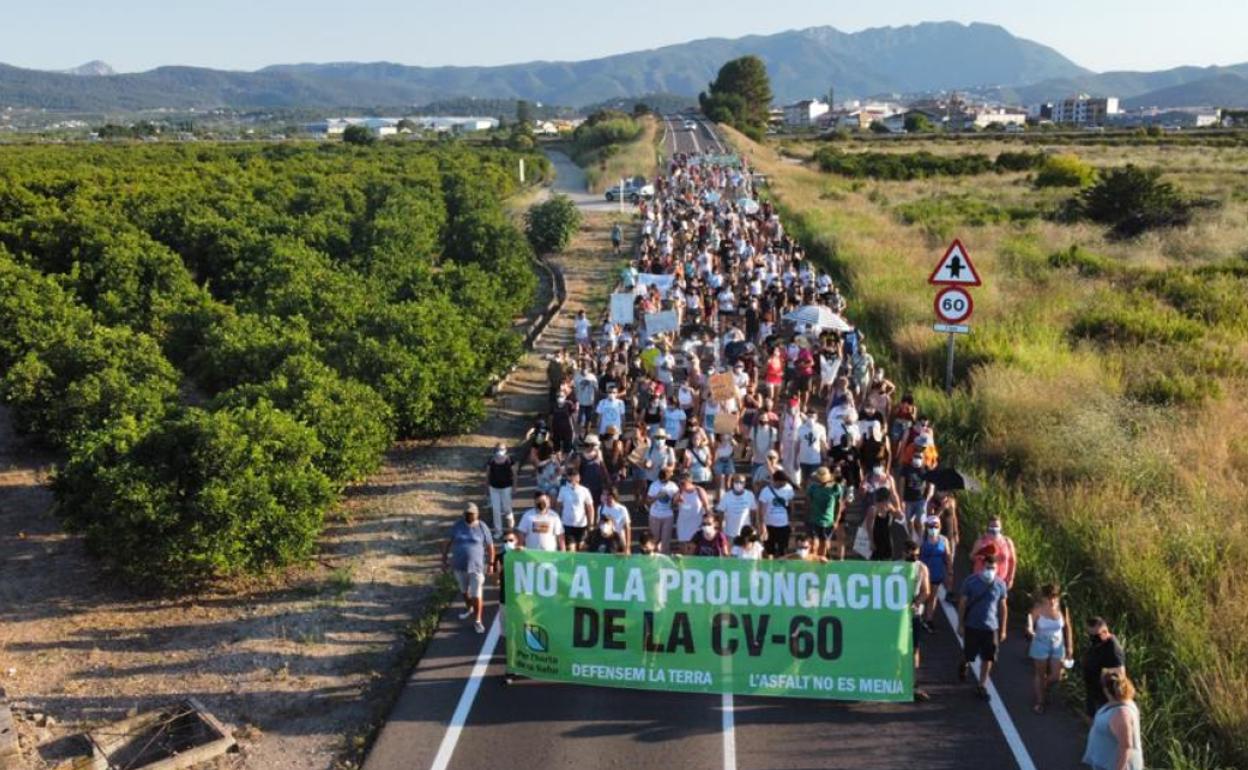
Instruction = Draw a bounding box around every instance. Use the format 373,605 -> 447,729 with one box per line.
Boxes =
2,22 -> 1246,113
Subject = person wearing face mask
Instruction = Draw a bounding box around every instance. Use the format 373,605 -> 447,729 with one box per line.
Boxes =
899,452 -> 934,537
957,553 -> 1010,701
795,412 -> 828,487
689,513 -> 731,557
595,387 -> 626,437
918,516 -> 953,629
484,443 -> 516,537
495,530 -> 522,684
587,516 -> 628,554
516,492 -> 566,552
971,516 -> 1018,591
1082,618 -> 1126,718
904,540 -> 932,702
782,533 -> 827,562
717,474 -> 757,540
598,489 -> 632,552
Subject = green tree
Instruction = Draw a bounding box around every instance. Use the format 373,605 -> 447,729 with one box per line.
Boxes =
214,355 -> 394,486
525,195 -> 582,255
904,113 -> 935,133
1,324 -> 179,448
1079,164 -> 1194,238
54,403 -> 335,588
342,125 -> 376,145
516,100 -> 533,126
698,55 -> 773,140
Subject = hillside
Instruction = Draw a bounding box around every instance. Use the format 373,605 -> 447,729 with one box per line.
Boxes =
1123,72 -> 1248,109
1013,62 -> 1248,104
0,22 -> 1085,110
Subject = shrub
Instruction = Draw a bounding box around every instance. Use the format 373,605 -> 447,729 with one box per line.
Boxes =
213,355 -> 394,486
813,148 -> 993,180
54,402 -> 335,588
342,125 -> 376,146
993,151 -> 1046,173
1047,245 -> 1114,277
1078,164 -> 1195,238
1,324 -> 179,448
1070,291 -> 1205,346
525,195 -> 582,255
1034,154 -> 1097,188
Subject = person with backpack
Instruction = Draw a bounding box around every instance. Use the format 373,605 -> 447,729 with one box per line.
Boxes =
957,553 -> 1010,701
758,470 -> 796,558
441,503 -> 495,634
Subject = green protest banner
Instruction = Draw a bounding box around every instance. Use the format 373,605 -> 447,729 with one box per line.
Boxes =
504,551 -> 915,701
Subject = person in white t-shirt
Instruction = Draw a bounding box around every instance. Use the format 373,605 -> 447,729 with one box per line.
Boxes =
717,475 -> 757,538
598,488 -> 632,551
595,389 -> 625,436
795,413 -> 828,486
645,467 -> 679,554
556,469 -> 595,551
516,492 -> 565,552
663,402 -> 687,443
574,310 -> 592,351
758,471 -> 796,559
575,369 -> 599,429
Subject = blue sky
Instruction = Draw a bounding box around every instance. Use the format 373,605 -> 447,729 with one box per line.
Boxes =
6,0 -> 1245,74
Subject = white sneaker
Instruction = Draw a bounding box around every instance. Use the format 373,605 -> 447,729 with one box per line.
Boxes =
474,621 -> 486,634
458,609 -> 474,620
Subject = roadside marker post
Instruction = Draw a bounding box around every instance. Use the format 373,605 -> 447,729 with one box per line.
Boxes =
928,240 -> 981,394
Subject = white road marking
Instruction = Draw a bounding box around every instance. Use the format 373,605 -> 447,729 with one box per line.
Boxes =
721,691 -> 737,770
429,613 -> 502,770
936,586 -> 1038,770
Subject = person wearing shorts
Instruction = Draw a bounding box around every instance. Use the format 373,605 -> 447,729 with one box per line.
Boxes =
557,469 -> 595,550
958,554 -> 1009,700
441,503 -> 494,634
1025,583 -> 1074,713
804,466 -> 844,559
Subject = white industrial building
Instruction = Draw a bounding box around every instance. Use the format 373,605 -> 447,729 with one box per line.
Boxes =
1051,95 -> 1120,126
782,99 -> 830,128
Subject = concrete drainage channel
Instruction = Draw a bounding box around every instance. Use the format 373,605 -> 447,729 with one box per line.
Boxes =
0,692 -> 236,770
488,252 -> 568,396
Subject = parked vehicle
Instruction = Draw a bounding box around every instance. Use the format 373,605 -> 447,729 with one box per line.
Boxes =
605,178 -> 655,202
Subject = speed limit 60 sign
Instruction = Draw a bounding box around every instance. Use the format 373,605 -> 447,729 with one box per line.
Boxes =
934,287 -> 973,323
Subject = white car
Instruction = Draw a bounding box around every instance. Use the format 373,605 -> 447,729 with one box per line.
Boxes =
683,119 -> 698,131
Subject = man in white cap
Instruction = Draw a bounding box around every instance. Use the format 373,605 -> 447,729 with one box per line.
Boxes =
441,503 -> 494,634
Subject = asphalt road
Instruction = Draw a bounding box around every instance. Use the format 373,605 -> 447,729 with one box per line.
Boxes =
365,119 -> 1091,770
661,113 -> 729,158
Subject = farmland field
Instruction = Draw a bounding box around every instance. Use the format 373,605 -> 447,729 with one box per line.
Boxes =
729,126 -> 1248,769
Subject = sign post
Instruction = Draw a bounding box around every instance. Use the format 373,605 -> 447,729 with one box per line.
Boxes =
929,241 -> 981,394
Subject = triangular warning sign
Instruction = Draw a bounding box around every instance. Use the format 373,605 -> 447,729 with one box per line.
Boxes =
928,239 -> 982,286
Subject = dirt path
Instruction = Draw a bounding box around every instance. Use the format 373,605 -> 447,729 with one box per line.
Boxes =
0,199 -> 621,769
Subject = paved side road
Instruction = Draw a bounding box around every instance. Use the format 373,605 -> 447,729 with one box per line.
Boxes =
365,124 -> 1090,770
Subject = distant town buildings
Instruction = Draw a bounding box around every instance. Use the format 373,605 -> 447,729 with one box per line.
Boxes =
1051,95 -> 1120,126
782,99 -> 830,128
309,116 -> 500,137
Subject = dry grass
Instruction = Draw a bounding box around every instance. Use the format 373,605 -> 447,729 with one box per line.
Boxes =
728,124 -> 1248,768
583,116 -> 661,193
